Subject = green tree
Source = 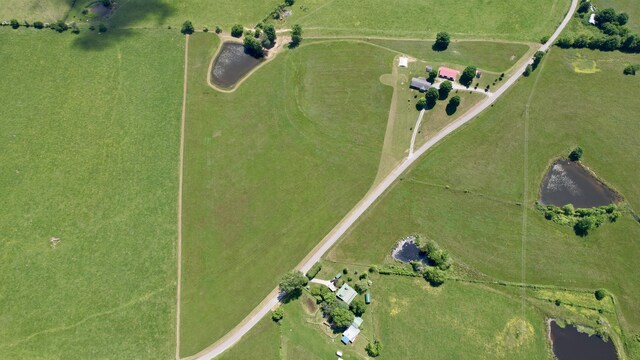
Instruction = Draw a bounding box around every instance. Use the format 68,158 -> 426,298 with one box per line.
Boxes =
231,24 -> 244,38
433,31 -> 450,50
556,36 -> 574,48
291,24 -> 303,47
523,64 -> 533,77
416,97 -> 427,110
98,23 -> 107,33
279,270 -> 308,294
285,0 -> 295,5
366,340 -> 383,357
595,8 -> 617,26
354,279 -> 369,294
532,51 -> 545,69
616,13 -> 629,26
574,216 -> 597,236
446,95 -> 461,115
331,307 -> 355,328
271,307 -> 284,322
305,262 -> 322,279
569,146 -> 583,161
10,19 -> 20,29
595,289 -> 607,301
33,21 -> 44,29
623,64 -> 638,75
438,80 -> 453,100
562,204 -> 575,215
263,24 -> 277,43
51,20 -> 69,33
427,69 -> 438,83
459,66 -> 477,87
100,0 -> 114,7
349,299 -> 366,316
425,87 -> 439,109
577,1 -> 591,14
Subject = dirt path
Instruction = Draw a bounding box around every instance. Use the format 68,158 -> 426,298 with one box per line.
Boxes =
190,1 -> 578,358
175,34 -> 189,360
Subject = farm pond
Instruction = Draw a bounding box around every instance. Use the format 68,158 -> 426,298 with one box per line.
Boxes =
549,320 -> 617,360
539,159 -> 618,208
391,237 -> 426,263
210,42 -> 263,89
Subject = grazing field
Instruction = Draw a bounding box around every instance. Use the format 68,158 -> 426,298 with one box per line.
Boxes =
0,29 -> 183,359
0,0 -> 72,21
328,48 -> 640,357
284,0 -> 570,41
180,34 -> 395,356
368,40 -> 532,73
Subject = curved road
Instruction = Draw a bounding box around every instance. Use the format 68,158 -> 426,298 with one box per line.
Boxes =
191,1 -> 578,358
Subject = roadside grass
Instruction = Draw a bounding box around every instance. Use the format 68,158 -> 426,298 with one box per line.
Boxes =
327,48 -> 640,356
180,34 -> 394,356
284,0 -> 570,41
0,0 -> 72,22
367,40 -> 532,73
0,29 -> 183,359
217,317 -> 280,360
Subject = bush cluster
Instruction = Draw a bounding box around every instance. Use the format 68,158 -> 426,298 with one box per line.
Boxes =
418,239 -> 452,270
377,264 -> 420,277
310,285 -> 357,329
366,340 -> 383,357
556,4 -> 640,53
538,203 -> 621,236
305,262 -> 322,279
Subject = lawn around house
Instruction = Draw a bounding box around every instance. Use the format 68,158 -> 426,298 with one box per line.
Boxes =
284,0 -> 570,41
327,48 -> 640,357
0,29 -> 183,359
179,34 -> 394,356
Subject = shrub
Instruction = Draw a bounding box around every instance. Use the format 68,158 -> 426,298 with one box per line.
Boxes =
290,24 -> 303,47
231,24 -> 243,37
71,23 -> 80,34
181,20 -> 194,35
98,23 -> 107,33
285,0 -> 295,5
427,69 -> 438,83
574,216 -> 597,236
577,0 -> 591,14
366,340 -> 383,357
623,64 -> 638,75
569,146 -> 583,161
595,289 -> 607,300
540,35 -> 550,44
425,87 -> 439,109
354,279 -> 369,294
305,262 -> 322,279
271,307 -> 284,322
10,19 -> 20,29
556,36 -> 574,48
243,34 -> 264,58
424,267 -> 446,286
438,80 -> 453,100
51,20 -> 69,33
203,26 -> 209,32
33,21 -> 44,29
215,26 -> 222,34
342,267 -> 348,274
433,31 -> 450,50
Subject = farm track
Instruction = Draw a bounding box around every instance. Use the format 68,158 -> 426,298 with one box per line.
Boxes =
186,1 -> 579,358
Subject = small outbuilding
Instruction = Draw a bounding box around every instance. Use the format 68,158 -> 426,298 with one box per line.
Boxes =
352,317 -> 364,329
398,56 -> 409,67
589,13 -> 596,25
476,70 -> 482,78
438,67 -> 460,81
410,77 -> 431,92
426,65 -> 433,72
336,283 -> 358,305
342,325 -> 361,344
365,292 -> 371,304
334,272 -> 343,280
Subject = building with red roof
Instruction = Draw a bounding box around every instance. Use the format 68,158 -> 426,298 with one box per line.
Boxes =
438,67 -> 460,81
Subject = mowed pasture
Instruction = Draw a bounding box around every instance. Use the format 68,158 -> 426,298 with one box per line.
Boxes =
0,0 -> 72,22
328,48 -> 640,357
180,34 -> 394,356
0,29 -> 183,358
285,0 -> 570,41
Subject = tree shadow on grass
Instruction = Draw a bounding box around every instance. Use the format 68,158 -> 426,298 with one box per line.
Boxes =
72,0 -> 175,51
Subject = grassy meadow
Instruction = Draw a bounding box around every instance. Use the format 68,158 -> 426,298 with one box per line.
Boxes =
327,47 -> 640,357
285,0 -> 570,41
0,29 -> 183,358
0,0 -> 72,22
179,34 -> 394,356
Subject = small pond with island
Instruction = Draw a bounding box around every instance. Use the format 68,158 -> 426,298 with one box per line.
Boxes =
549,320 -> 618,360
539,159 -> 619,208
210,42 -> 264,89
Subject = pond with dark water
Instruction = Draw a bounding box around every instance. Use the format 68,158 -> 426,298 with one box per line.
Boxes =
549,320 -> 617,360
391,238 -> 426,263
210,42 -> 263,89
539,159 -> 618,208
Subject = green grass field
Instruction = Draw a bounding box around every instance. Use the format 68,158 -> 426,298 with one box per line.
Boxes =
0,0 -> 72,21
179,34 -> 394,356
327,47 -> 640,357
285,0 -> 570,41
0,28 -> 183,358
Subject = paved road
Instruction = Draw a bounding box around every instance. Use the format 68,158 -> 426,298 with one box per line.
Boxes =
191,1 -> 577,358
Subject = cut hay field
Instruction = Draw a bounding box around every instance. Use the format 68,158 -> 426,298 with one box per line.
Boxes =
0,29 -> 183,358
179,34 -> 394,356
328,47 -> 640,357
285,0 -> 570,41
0,0 -> 72,22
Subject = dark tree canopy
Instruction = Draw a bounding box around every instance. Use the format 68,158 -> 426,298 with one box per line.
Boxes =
366,340 -> 383,357
291,24 -> 303,47
244,34 -> 265,58
231,24 -> 244,38
263,24 -> 277,43
569,146 -> 583,161
331,307 -> 354,328
349,299 -> 366,316
433,32 -> 451,50
449,95 -> 461,107
425,87 -> 439,109
459,66 -> 477,86
595,289 -> 607,300
523,64 -> 533,77
181,20 -> 194,35
427,69 -> 438,83
438,80 -> 453,100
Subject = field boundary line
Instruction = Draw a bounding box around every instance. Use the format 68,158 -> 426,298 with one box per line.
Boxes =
176,34 -> 189,360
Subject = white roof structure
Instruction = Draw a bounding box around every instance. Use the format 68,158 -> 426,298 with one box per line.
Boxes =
343,325 -> 361,343
589,13 -> 596,25
398,56 -> 409,67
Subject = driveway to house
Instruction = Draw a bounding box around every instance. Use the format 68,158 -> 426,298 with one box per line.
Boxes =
189,1 -> 578,358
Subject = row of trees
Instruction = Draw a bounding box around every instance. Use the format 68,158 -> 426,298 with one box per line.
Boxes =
4,19 -> 92,33
539,203 -> 621,236
556,5 -> 640,53
523,51 -> 545,77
